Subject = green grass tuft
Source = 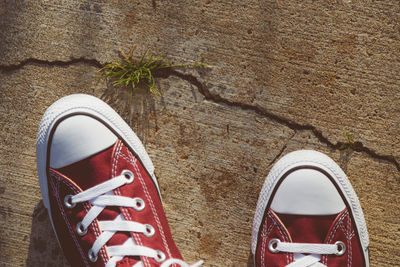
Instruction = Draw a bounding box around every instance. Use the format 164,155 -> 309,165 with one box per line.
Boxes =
339,129 -> 355,150
99,46 -> 211,96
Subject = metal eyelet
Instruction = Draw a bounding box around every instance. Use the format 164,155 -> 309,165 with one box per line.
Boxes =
155,250 -> 166,263
133,198 -> 145,211
144,224 -> 155,237
76,221 -> 88,236
88,248 -> 98,262
335,241 -> 346,256
121,170 -> 134,183
64,195 -> 76,209
268,238 -> 280,253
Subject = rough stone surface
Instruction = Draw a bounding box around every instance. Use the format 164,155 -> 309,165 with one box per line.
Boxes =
0,1 -> 399,266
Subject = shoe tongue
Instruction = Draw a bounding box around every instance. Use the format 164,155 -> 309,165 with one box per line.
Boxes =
275,212 -> 339,243
57,143 -> 116,190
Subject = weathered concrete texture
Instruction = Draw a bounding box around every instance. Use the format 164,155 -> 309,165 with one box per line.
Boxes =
0,1 -> 399,266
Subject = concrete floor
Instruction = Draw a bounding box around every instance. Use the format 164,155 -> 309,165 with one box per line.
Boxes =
0,1 -> 399,266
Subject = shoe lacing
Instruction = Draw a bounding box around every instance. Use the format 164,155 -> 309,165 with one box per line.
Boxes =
268,238 -> 346,267
65,169 -> 203,267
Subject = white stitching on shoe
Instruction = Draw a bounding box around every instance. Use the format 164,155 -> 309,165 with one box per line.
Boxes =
128,151 -> 174,265
111,140 -> 123,180
269,212 -> 292,265
322,210 -> 348,265
50,172 -> 90,266
54,171 -> 110,265
260,223 -> 268,266
111,141 -> 150,267
347,215 -> 352,267
123,149 -> 176,266
339,214 -> 355,241
260,212 -> 278,266
83,200 -> 109,264
113,147 -> 170,267
263,213 -> 277,238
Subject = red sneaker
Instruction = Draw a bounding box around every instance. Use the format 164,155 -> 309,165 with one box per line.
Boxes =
36,94 -> 202,267
251,150 -> 370,267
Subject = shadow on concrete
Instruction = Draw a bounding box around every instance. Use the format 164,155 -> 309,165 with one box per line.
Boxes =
100,81 -> 159,144
26,200 -> 70,267
247,250 -> 254,267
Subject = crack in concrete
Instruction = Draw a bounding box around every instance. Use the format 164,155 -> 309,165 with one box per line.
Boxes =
266,131 -> 296,169
167,69 -> 400,173
1,57 -> 399,172
339,149 -> 354,173
0,57 -> 102,73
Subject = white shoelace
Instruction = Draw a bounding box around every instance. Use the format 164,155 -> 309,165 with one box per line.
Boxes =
65,170 -> 203,267
268,239 -> 345,267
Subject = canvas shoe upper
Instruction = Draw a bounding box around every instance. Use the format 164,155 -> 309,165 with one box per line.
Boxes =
36,94 -> 202,267
251,150 -> 370,267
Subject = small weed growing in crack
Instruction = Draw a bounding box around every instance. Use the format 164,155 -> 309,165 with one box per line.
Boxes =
99,46 -> 210,96
340,129 -> 355,150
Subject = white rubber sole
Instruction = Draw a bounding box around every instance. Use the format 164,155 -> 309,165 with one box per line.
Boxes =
251,150 -> 369,266
36,94 -> 159,221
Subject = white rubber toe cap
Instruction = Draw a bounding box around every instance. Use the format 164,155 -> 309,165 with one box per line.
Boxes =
270,168 -> 346,215
49,115 -> 117,169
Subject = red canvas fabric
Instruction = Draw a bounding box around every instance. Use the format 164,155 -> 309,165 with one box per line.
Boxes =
275,212 -> 338,244
256,210 -> 294,267
47,140 -> 183,267
321,209 -> 365,267
255,209 -> 365,267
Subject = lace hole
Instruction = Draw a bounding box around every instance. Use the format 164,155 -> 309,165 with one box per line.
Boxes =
76,221 -> 88,236
64,195 -> 76,209
268,238 -> 280,253
155,250 -> 166,262
144,224 -> 155,237
134,198 -> 145,211
121,170 -> 134,183
88,249 -> 98,262
335,241 -> 346,256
